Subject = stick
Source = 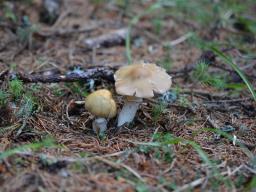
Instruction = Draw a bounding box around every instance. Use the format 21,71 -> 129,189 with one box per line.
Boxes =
13,67 -> 115,83
168,33 -> 193,46
36,24 -> 99,37
84,28 -> 129,49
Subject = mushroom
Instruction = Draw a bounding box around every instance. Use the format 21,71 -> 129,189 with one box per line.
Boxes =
85,89 -> 117,135
114,62 -> 172,127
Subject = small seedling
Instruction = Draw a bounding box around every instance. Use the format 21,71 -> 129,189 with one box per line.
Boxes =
0,90 -> 9,106
152,102 -> 166,122
136,133 -> 175,163
0,137 -> 56,161
51,84 -> 65,97
8,79 -> 24,100
65,82 -> 89,96
3,2 -> 17,22
192,60 -> 227,89
16,16 -> 38,47
16,94 -> 37,119
211,47 -> 256,101
135,183 -> 149,192
178,96 -> 190,108
158,45 -> 173,71
152,18 -> 163,35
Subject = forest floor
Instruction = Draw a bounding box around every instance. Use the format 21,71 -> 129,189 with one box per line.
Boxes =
0,0 -> 255,191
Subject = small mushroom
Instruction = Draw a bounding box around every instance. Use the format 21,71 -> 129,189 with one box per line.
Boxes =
114,62 -> 172,127
85,89 -> 117,135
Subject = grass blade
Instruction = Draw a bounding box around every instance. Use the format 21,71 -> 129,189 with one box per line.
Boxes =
125,3 -> 162,64
211,47 -> 256,101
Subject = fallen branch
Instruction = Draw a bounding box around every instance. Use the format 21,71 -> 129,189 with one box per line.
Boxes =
12,67 -> 115,83
84,28 -> 129,49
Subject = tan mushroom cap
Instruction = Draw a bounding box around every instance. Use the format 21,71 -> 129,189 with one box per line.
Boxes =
114,62 -> 172,98
85,89 -> 117,118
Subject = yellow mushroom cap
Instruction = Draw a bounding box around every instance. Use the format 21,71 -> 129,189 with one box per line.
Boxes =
114,62 -> 172,98
85,89 -> 117,118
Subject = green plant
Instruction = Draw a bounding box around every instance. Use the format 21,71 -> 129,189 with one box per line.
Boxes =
89,0 -> 105,5
136,134 -> 175,163
17,16 -> 38,46
159,56 -> 172,71
234,16 -> 256,34
65,82 -> 88,97
151,102 -> 166,122
8,79 -> 24,99
50,84 -> 65,97
16,94 -> 37,119
158,45 -> 173,71
3,3 -> 17,22
125,2 -> 162,63
135,183 -> 149,192
246,176 -> 256,191
155,133 -> 235,190
192,60 -> 227,89
194,127 -> 253,158
177,96 -> 190,107
211,47 -> 256,101
0,137 -> 56,161
0,90 -> 9,106
152,17 -> 163,35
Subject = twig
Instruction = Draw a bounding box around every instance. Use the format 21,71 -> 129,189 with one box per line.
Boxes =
15,120 -> 27,137
162,158 -> 177,174
93,156 -> 145,182
167,33 -> 193,47
36,24 -> 99,37
174,177 -> 205,192
66,100 -> 74,125
120,163 -> 145,182
84,28 -> 129,49
212,63 -> 256,79
178,89 -> 228,99
205,115 -> 219,129
203,97 -> 252,103
150,126 -> 160,142
205,115 -> 255,151
0,123 -> 21,136
243,164 -> 256,174
13,67 -> 115,83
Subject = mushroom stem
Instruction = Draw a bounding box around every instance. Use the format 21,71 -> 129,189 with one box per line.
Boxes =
117,97 -> 142,127
92,118 -> 108,135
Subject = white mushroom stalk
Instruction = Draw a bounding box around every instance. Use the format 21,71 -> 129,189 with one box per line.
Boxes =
84,89 -> 117,135
92,118 -> 108,135
114,62 -> 172,128
117,97 -> 142,127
